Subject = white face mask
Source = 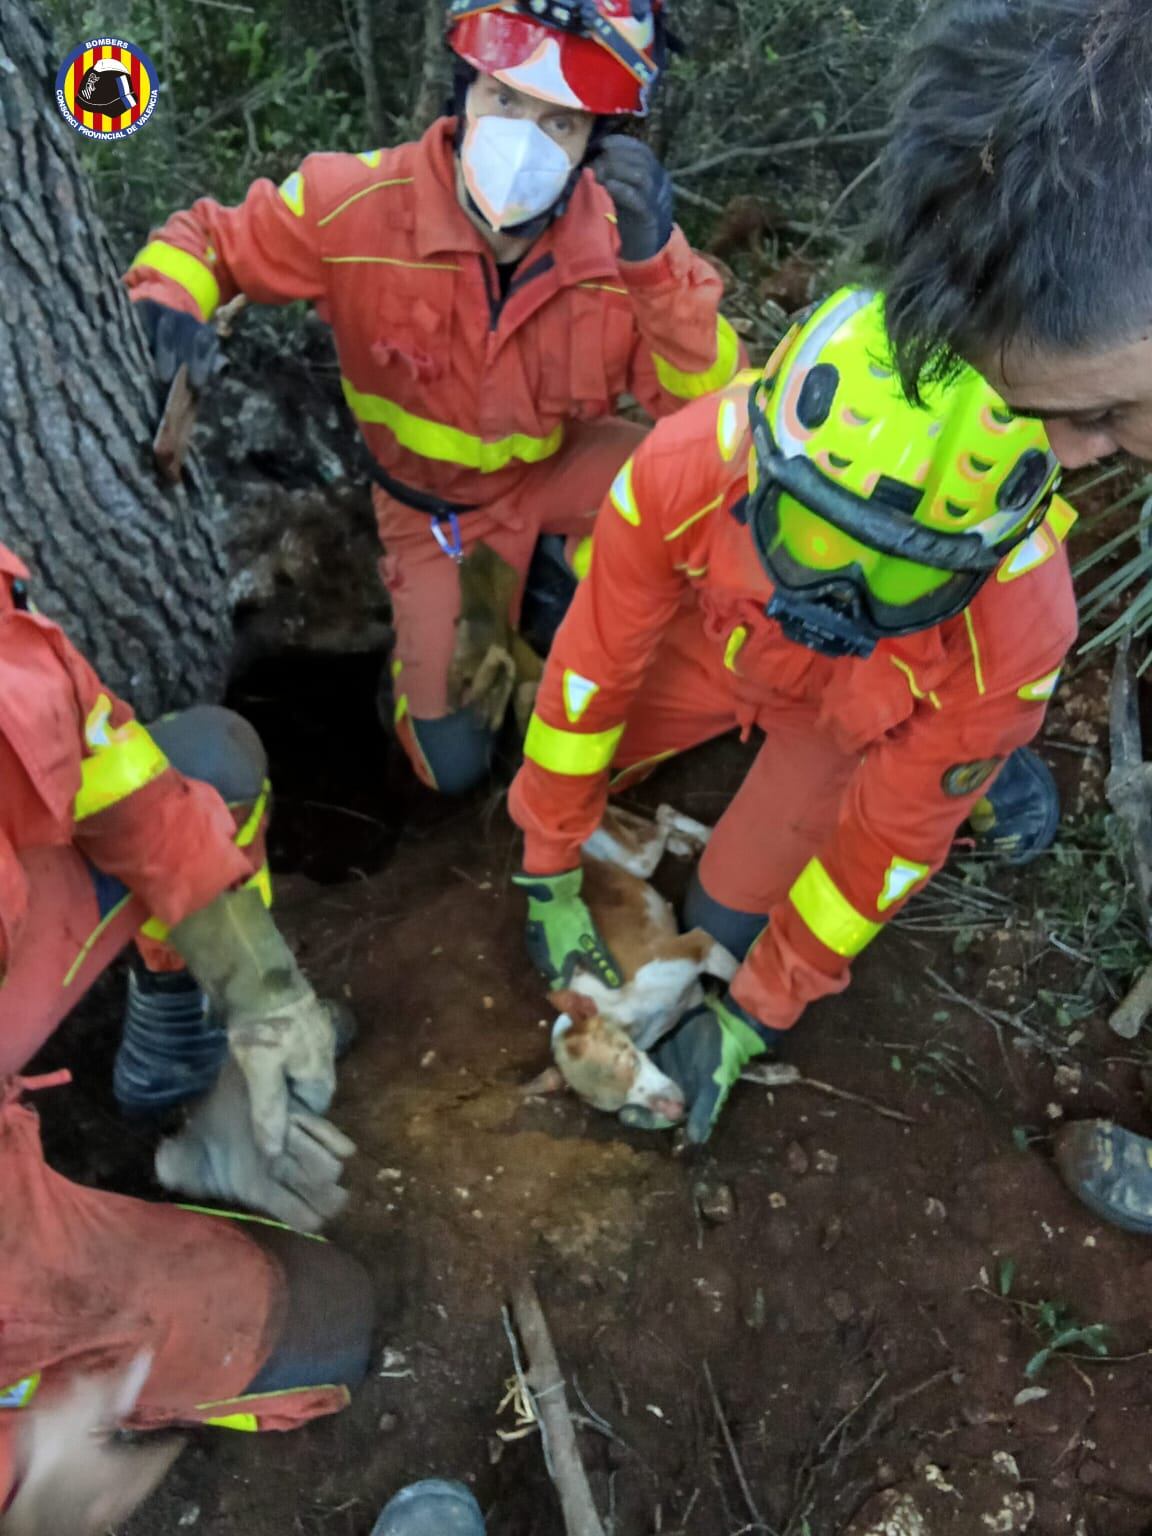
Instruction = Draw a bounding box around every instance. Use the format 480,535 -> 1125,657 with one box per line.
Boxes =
461,115 -> 574,232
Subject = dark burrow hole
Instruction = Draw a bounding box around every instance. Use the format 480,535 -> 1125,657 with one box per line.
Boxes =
225,649 -> 418,884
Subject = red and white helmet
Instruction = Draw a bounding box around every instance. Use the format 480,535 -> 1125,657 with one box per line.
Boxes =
446,0 -> 666,116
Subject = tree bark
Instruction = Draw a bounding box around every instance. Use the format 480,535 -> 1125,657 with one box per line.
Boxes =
0,3 -> 233,716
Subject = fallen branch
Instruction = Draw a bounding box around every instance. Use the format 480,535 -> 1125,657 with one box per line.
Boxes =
741,1063 -> 916,1125
672,128 -> 886,181
1107,637 -> 1152,1039
703,1361 -> 766,1532
509,1278 -> 606,1536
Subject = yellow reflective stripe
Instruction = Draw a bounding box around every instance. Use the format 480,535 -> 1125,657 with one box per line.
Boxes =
198,1381 -> 349,1429
724,625 -> 748,672
235,779 -> 270,847
391,657 -> 403,679
394,691 -> 409,725
1047,495 -> 1077,543
962,608 -> 986,697
524,714 -> 624,776
317,176 -> 414,229
609,747 -> 677,790
889,656 -> 942,711
204,1412 -> 260,1431
570,534 -> 594,580
578,281 -> 628,294
74,697 -> 170,821
130,240 -> 220,322
610,459 -> 640,525
342,378 -> 563,472
652,315 -> 741,401
64,894 -> 133,986
177,1203 -> 326,1239
139,913 -> 169,941
356,149 -> 382,167
278,170 -> 305,217
246,862 -> 273,908
664,493 -> 723,542
675,563 -> 709,578
716,394 -> 743,461
323,255 -> 460,271
789,858 -> 881,958
1018,667 -> 1061,702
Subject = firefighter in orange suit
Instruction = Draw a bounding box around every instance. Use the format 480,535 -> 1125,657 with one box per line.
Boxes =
122,0 -> 741,792
0,542 -> 373,1532
509,287 -> 1077,1141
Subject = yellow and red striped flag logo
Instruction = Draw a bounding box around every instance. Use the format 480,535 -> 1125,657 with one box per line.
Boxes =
55,37 -> 159,141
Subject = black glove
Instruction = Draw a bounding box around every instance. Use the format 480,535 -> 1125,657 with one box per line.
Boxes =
593,134 -> 674,262
133,298 -> 223,390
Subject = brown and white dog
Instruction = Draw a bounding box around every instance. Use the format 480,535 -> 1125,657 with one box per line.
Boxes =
544,807 -> 737,1124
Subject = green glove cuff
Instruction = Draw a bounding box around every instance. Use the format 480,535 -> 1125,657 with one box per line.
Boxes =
170,886 -> 311,1019
713,992 -> 770,1067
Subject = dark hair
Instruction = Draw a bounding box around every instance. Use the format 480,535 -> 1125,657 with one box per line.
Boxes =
874,0 -> 1152,399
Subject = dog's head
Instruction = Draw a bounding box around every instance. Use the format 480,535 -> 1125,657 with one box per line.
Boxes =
551,1008 -> 686,1121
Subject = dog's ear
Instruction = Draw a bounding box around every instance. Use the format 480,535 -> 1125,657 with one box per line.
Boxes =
548,988 -> 598,1021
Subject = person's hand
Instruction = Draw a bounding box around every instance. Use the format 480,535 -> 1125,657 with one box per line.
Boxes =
4,1355 -> 183,1536
227,991 -> 338,1160
155,1058 -> 355,1233
593,135 -> 674,261
511,867 -> 623,989
619,991 -> 780,1143
170,887 -> 337,1157
133,297 -> 223,389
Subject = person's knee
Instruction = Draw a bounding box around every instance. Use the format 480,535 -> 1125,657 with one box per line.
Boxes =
243,1225 -> 376,1396
403,710 -> 495,795
149,705 -> 268,805
683,867 -> 767,962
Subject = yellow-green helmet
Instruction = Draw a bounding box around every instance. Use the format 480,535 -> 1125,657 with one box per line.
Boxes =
747,286 -> 1061,657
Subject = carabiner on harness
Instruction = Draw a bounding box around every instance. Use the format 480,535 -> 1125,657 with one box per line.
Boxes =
431,512 -> 464,562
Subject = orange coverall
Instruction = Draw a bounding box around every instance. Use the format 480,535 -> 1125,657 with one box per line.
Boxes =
509,383 -> 1079,1031
124,118 -> 740,762
0,545 -> 344,1508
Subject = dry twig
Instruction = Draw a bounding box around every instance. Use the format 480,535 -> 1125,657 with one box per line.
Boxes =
702,1361 -> 766,1532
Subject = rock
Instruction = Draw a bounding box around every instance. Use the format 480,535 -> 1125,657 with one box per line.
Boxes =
377,1412 -> 399,1434
844,1454 -> 1034,1534
815,1148 -> 840,1174
786,1140 -> 810,1175
924,1197 -> 947,1224
826,1289 -> 855,1323
695,1180 -> 736,1224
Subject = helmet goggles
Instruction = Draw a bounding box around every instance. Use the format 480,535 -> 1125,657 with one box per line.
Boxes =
747,289 -> 1062,646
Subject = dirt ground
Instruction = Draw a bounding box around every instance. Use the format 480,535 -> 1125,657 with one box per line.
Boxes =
29,652 -> 1152,1536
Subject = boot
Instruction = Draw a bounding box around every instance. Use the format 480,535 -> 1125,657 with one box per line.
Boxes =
967,746 -> 1060,865
114,961 -> 227,1118
115,960 -> 357,1120
371,1481 -> 486,1536
1055,1120 -> 1152,1235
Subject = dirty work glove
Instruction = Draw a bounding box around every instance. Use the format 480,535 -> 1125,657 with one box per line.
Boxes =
132,297 -> 223,390
155,1058 -> 355,1234
169,887 -> 337,1158
621,991 -> 781,1144
511,867 -> 623,989
593,135 -> 674,261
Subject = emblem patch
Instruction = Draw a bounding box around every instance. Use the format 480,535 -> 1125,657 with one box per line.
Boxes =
941,758 -> 1002,797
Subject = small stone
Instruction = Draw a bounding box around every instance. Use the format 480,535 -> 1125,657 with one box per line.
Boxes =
924,1197 -> 947,1224
376,1167 -> 403,1182
1045,1101 -> 1065,1121
814,1149 -> 839,1174
826,1289 -> 854,1323
483,995 -> 495,1010
768,1191 -> 788,1210
821,1216 -> 844,1252
1054,1064 -> 1082,1094
421,1050 -> 437,1068
1013,1386 -> 1049,1407
786,1140 -> 810,1175
695,1180 -> 736,1224
377,1412 -> 399,1434
177,1507 -> 201,1528
380,1347 -> 408,1372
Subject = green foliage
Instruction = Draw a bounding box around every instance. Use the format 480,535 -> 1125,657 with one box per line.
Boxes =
995,1259 -> 1111,1380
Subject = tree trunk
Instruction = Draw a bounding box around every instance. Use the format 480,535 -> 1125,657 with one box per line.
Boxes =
0,2 -> 233,717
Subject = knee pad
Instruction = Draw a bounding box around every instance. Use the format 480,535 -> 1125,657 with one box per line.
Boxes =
243,1224 -> 375,1396
405,710 -> 494,795
682,868 -> 767,962
149,705 -> 267,805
